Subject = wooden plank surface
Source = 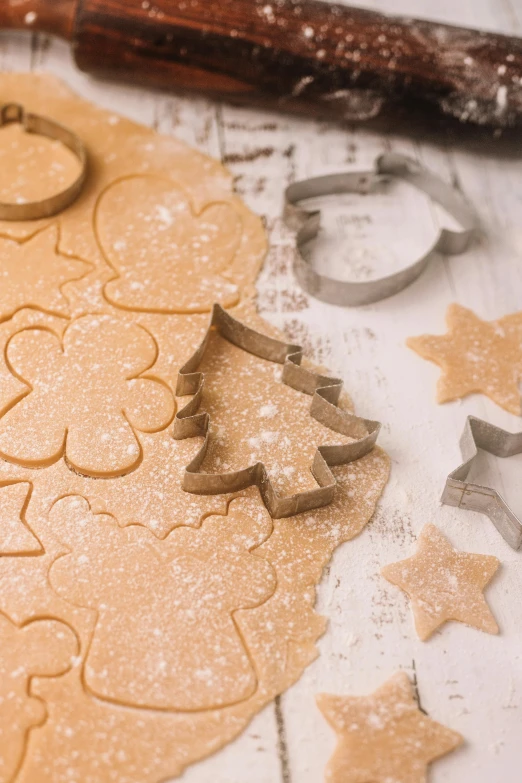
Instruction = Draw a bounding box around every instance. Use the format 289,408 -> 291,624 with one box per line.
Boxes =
1,1 -> 521,781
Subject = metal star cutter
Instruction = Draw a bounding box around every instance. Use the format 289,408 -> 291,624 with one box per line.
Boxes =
442,416 -> 522,550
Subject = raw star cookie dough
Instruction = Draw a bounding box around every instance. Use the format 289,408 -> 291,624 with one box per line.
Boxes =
0,74 -> 389,782
382,524 -> 500,640
408,303 -> 522,415
317,672 -> 462,783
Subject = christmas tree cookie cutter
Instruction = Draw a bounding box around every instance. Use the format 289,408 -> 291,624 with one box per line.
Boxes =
173,304 -> 381,519
442,416 -> 522,550
0,103 -> 87,220
284,153 -> 480,307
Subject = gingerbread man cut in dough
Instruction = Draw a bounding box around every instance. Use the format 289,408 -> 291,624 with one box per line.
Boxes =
97,176 -> 242,313
0,315 -> 175,477
48,495 -> 276,711
0,612 -> 78,783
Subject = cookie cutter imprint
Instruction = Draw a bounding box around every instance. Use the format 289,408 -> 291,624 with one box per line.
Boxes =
173,304 -> 381,519
0,103 -> 87,220
442,416 -> 522,550
284,153 -> 480,307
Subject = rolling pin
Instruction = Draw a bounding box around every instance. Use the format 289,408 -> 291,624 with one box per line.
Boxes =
1,0 -> 521,129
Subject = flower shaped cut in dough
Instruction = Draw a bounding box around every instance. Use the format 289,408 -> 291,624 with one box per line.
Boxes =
0,315 -> 175,477
97,175 -> 243,313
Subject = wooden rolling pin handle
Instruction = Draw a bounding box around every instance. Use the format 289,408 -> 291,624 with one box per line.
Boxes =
1,0 -> 521,127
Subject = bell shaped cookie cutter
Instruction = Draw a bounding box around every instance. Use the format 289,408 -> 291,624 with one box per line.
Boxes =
442,416 -> 522,550
284,153 -> 480,307
0,103 -> 87,220
173,304 -> 381,519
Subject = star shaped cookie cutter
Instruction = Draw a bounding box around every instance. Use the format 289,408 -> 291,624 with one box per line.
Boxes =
173,304 -> 381,519
0,103 -> 87,220
284,153 -> 480,306
442,416 -> 522,550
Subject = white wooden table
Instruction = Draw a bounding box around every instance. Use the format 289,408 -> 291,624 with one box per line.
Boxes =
2,2 -> 521,781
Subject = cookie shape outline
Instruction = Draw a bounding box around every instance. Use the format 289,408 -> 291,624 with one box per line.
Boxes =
0,481 -> 42,556
173,304 -> 381,519
317,671 -> 463,783
48,494 -> 276,711
0,314 -> 175,477
97,175 -> 242,314
442,415 -> 522,550
0,103 -> 87,221
0,225 -> 91,324
284,153 -> 479,307
381,524 -> 500,640
407,303 -> 522,415
0,611 -> 79,783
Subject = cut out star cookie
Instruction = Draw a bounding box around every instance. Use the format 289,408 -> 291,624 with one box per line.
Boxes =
0,481 -> 41,555
407,303 -> 522,415
0,225 -> 91,323
317,671 -> 463,783
0,612 -> 78,783
381,524 -> 500,640
97,175 -> 242,313
0,315 -> 175,477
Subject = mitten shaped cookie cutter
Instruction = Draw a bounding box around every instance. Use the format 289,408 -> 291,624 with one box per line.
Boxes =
284,153 -> 480,307
173,304 -> 381,519
442,416 -> 522,550
0,103 -> 87,220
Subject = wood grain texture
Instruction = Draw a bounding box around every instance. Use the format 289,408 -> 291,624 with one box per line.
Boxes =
0,1 -> 521,780
0,0 -> 77,39
71,0 -> 522,127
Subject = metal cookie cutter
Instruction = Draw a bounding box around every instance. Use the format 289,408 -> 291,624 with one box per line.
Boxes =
284,153 -> 480,307
442,416 -> 522,550
0,103 -> 87,221
173,304 -> 381,519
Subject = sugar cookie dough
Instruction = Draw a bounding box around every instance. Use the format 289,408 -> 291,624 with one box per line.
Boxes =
382,524 -> 500,640
408,303 -> 522,415
0,613 -> 78,783
0,74 -> 389,783
317,672 -> 463,783
98,176 -> 242,313
0,315 -> 175,476
0,482 -> 40,555
0,226 -> 90,323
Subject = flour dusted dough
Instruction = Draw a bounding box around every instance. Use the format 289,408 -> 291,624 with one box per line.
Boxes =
0,122 -> 81,207
98,176 -> 242,313
0,74 -> 389,782
0,226 -> 90,323
0,315 -> 175,476
408,303 -> 522,415
0,482 -> 40,555
382,524 -> 499,640
317,672 -> 462,783
0,613 -> 77,783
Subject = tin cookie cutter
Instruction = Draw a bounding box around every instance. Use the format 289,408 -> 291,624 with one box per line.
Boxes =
173,304 -> 381,519
284,153 -> 480,307
442,416 -> 522,550
0,103 -> 87,221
